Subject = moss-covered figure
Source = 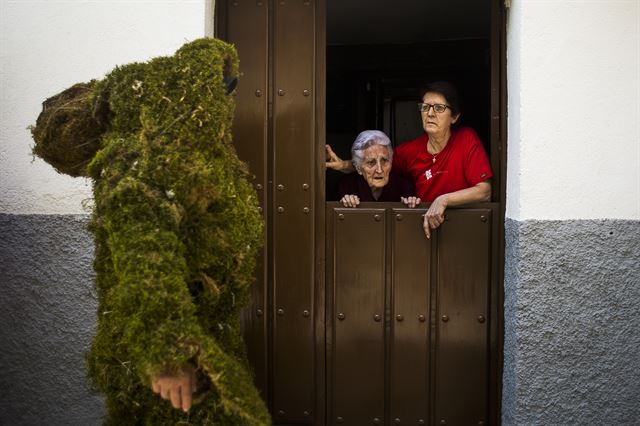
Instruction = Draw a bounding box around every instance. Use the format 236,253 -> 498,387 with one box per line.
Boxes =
31,38 -> 270,425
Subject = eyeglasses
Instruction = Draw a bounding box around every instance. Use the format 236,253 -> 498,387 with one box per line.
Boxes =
418,103 -> 451,113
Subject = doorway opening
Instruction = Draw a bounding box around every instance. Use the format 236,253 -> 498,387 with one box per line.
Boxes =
324,2 -> 504,424
325,0 -> 494,200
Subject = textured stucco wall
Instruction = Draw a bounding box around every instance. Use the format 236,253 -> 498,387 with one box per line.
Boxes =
504,1 -> 640,423
0,214 -> 103,425
503,218 -> 640,425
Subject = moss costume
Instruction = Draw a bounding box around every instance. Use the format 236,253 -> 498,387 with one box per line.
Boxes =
31,38 -> 270,425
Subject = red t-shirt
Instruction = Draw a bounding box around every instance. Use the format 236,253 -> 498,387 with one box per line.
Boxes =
393,127 -> 493,202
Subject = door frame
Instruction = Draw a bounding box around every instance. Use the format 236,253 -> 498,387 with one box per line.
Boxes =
214,1 -> 506,424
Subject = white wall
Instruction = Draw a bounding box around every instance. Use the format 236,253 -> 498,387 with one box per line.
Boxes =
507,0 -> 640,221
0,0 -> 207,214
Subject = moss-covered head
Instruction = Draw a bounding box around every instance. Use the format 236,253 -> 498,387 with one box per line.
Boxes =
30,81 -> 107,177
31,38 -> 241,178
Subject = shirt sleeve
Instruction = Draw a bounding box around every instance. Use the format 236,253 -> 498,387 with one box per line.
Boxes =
462,129 -> 493,186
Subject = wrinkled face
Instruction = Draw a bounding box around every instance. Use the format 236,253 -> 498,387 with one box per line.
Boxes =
421,92 -> 459,135
359,144 -> 392,190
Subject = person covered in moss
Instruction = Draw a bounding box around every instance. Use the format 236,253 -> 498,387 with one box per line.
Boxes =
31,38 -> 270,425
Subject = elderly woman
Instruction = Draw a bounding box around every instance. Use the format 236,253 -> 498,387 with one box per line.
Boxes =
337,130 -> 420,208
327,81 -> 492,237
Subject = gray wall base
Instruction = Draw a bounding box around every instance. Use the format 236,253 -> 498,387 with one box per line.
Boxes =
503,218 -> 640,425
2,214 -> 639,425
0,214 -> 104,426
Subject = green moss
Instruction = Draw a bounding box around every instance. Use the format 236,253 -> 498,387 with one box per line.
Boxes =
29,81 -> 107,177
32,38 -> 269,425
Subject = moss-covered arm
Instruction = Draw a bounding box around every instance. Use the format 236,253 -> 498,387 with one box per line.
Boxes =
96,175 -> 269,424
100,176 -> 203,379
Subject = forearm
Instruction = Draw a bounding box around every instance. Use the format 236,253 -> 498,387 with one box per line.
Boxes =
107,226 -> 202,373
329,159 -> 354,173
98,177 -> 204,379
438,180 -> 491,208
341,160 -> 355,173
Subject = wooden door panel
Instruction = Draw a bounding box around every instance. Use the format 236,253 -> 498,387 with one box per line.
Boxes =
272,1 -> 317,423
222,0 -> 270,400
331,208 -> 386,425
390,208 -> 431,425
435,208 -> 491,426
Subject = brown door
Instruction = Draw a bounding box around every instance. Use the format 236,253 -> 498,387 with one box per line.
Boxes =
328,208 -> 387,425
216,1 -> 504,425
326,204 -> 496,426
216,1 -> 325,424
219,0 -> 270,401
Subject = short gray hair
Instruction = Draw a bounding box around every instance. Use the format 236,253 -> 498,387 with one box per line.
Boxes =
351,130 -> 393,171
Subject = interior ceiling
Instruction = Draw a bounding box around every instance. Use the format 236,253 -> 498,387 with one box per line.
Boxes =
327,0 -> 491,46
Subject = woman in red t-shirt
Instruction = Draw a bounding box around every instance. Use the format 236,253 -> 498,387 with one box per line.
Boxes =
326,81 -> 492,238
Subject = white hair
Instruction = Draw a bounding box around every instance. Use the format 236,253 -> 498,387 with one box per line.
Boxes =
351,130 -> 393,170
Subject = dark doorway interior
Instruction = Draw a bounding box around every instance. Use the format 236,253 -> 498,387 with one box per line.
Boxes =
326,0 -> 492,200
